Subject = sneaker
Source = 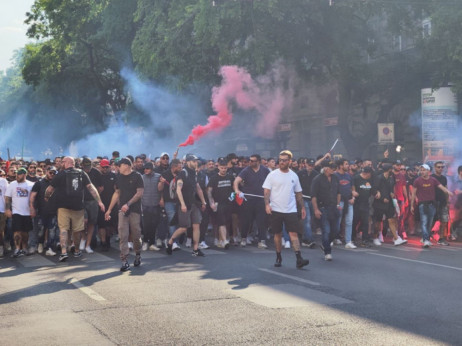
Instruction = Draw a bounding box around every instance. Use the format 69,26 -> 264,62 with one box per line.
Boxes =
258,241 -> 268,249
166,242 -> 173,255
420,238 -> 425,244
240,239 -> 246,247
233,237 -> 241,246
216,241 -> 225,248
394,237 -> 407,246
423,240 -> 432,248
325,254 -> 333,261
128,242 -> 134,250
79,239 -> 86,251
70,244 -> 75,254
56,243 -> 61,252
156,239 -> 163,248
345,242 -> 357,249
74,251 -> 82,258
214,238 -> 219,247
437,238 -> 449,246
379,233 -> 384,243
149,244 -> 160,251
46,248 -> 57,256
301,241 -> 316,248
27,246 -> 36,255
373,238 -> 382,246
134,254 -> 141,267
450,234 -> 457,241
120,261 -> 130,272
246,237 -> 252,245
185,238 -> 192,248
192,249 -> 205,257
172,242 -> 180,251
333,239 -> 343,245
359,241 -> 371,248
224,240 -> 230,250
296,257 -> 310,269
5,243 -> 12,252
142,242 -> 148,251
284,240 -> 291,249
11,249 -> 20,258
58,253 -> 69,262
85,246 -> 94,254
38,243 -> 44,254
0,246 -> 3,257
199,241 -> 209,249
402,232 -> 408,240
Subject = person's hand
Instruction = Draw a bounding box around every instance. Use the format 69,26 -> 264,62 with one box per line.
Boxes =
314,209 -> 322,219
5,210 -> 12,219
120,204 -> 129,213
201,203 -> 206,211
410,205 -> 414,214
348,198 -> 355,205
104,211 -> 111,221
375,192 -> 381,199
181,204 -> 187,213
211,202 -> 218,212
300,207 -> 306,220
159,176 -> 167,184
98,202 -> 106,213
265,204 -> 272,215
30,208 -> 36,218
159,199 -> 165,208
383,198 -> 389,203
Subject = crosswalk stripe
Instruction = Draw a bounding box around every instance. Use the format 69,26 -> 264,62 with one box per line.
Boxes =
17,255 -> 56,267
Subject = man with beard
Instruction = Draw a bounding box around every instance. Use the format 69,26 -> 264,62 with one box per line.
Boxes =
431,161 -> 450,245
134,155 -> 145,175
26,162 -> 39,183
226,153 -> 242,244
335,158 -> 356,249
263,150 -> 309,268
155,152 -> 171,174
5,168 -> 34,257
352,167 -> 373,247
297,158 -> 318,248
97,159 -> 117,251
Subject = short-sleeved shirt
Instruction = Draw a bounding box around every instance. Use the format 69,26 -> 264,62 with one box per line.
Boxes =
0,178 -> 8,213
263,169 -> 302,213
176,166 -> 198,209
100,172 -> 117,206
5,180 -> 34,216
335,172 -> 352,200
371,173 -> 395,211
115,171 -> 144,214
413,176 -> 440,203
393,172 -> 407,201
208,173 -> 234,204
238,165 -> 270,200
84,167 -> 103,201
32,178 -> 57,215
51,168 -> 91,211
311,173 -> 340,208
431,174 -> 448,205
353,174 -> 372,207
297,169 -> 319,199
161,170 -> 175,203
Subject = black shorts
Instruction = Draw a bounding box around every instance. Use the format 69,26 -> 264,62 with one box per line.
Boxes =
373,205 -> 395,222
12,214 -> 33,233
97,209 -> 118,228
212,203 -> 232,226
270,211 -> 303,235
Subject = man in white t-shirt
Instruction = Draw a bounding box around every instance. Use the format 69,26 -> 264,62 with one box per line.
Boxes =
263,150 -> 309,269
0,174 -> 8,257
5,168 -> 34,257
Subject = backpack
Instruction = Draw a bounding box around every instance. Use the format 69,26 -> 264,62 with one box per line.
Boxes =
169,169 -> 188,200
65,168 -> 84,198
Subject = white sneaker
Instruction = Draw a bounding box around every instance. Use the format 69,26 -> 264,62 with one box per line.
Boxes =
258,241 -> 268,249
149,244 -> 160,251
199,241 -> 209,249
79,239 -> 86,251
128,242 -> 134,250
142,242 -> 148,251
423,240 -> 433,247
402,232 -> 408,239
85,246 -> 94,254
240,239 -> 246,247
172,242 -> 180,251
246,237 -> 252,245
38,243 -> 44,254
394,237 -> 407,246
46,248 -> 57,256
373,238 -> 382,246
214,238 -> 219,246
5,243 -> 12,252
28,246 -> 36,255
0,246 -> 3,257
185,238 -> 192,248
156,239 -> 163,248
284,240 -> 291,249
281,238 -> 285,246
334,239 -> 343,245
345,242 -> 357,249
325,254 -> 332,261
379,233 -> 384,243
216,240 -> 225,248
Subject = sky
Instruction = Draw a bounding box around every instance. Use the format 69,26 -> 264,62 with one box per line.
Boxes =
0,0 -> 35,72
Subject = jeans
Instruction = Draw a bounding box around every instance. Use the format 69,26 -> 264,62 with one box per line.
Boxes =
337,201 -> 353,243
320,206 -> 339,255
164,202 -> 177,238
28,216 -> 40,248
419,203 -> 436,241
302,200 -> 313,242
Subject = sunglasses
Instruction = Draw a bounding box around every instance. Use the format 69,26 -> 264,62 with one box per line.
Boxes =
48,171 -> 56,175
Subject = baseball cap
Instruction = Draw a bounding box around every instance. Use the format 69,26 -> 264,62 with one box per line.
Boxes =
306,158 -> 315,165
81,157 -> 92,167
160,152 -> 169,158
47,166 -> 58,173
118,157 -> 132,166
100,159 -> 110,167
185,154 -> 199,162
17,167 -> 27,175
421,164 -> 431,171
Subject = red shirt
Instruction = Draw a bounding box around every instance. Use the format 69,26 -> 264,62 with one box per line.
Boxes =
413,176 -> 440,202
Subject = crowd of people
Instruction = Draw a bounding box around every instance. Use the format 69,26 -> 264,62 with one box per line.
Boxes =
1,149 -> 462,271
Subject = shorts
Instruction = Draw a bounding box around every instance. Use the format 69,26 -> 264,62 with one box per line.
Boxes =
57,208 -> 85,233
178,204 -> 202,228
373,205 -> 395,222
269,211 -> 303,235
84,200 -> 99,224
12,214 -> 33,232
212,203 -> 232,226
435,202 -> 449,223
97,208 -> 118,228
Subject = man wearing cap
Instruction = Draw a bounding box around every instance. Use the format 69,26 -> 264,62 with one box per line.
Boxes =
410,164 -> 452,248
141,162 -> 162,251
155,152 -> 170,174
311,160 -> 341,261
352,167 -> 373,247
45,157 -> 105,262
371,163 -> 407,247
297,158 -> 318,248
166,154 -> 207,257
431,161 -> 450,245
97,159 -> 117,251
30,166 -> 59,256
81,157 -> 103,253
5,167 -> 35,257
263,150 -> 310,268
105,157 -> 144,271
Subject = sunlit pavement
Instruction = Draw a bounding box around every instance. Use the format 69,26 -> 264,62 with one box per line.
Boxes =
1,234 -> 461,345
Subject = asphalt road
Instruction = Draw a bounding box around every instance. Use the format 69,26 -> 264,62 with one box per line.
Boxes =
1,234 -> 461,345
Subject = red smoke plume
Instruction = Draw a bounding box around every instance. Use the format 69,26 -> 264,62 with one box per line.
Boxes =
179,65 -> 289,147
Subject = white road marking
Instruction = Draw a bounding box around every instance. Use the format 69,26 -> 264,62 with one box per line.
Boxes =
70,278 -> 107,302
366,253 -> 462,271
258,268 -> 320,286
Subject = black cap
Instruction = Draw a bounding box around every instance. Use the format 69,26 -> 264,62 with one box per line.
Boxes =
362,167 -> 373,174
118,157 -> 132,166
382,163 -> 393,171
306,158 -> 315,165
185,154 -> 199,162
144,162 -> 154,170
321,160 -> 336,169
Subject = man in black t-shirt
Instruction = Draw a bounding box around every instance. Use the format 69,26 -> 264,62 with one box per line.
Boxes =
105,157 -> 144,272
166,154 -> 207,257
432,161 -> 450,245
45,157 -> 105,262
352,167 -> 373,246
97,159 -> 117,251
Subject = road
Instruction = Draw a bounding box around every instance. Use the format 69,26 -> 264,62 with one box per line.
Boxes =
1,235 -> 461,345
